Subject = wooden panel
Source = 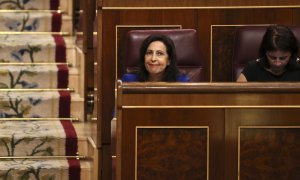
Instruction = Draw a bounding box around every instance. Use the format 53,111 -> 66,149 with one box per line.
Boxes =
102,0 -> 300,8
295,8 -> 300,24
226,108 -> 300,180
120,82 -> 300,106
240,128 -> 300,179
211,26 -> 235,81
137,127 -> 207,179
117,83 -> 300,180
119,108 -> 225,180
122,93 -> 300,106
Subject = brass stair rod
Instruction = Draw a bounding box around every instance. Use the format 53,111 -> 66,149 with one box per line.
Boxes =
0,88 -> 74,92
0,117 -> 80,121
0,10 -> 64,13
0,32 -> 69,35
0,62 -> 72,66
0,155 -> 87,160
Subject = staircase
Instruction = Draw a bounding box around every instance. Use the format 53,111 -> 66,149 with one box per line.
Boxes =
0,0 -> 96,179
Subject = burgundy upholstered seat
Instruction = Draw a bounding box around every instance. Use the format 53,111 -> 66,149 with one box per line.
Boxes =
232,25 -> 300,80
123,29 -> 204,82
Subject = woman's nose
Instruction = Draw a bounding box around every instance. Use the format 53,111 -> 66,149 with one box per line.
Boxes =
151,54 -> 157,61
273,60 -> 283,66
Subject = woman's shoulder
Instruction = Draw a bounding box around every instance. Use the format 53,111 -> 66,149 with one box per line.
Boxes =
121,73 -> 139,82
244,59 -> 264,70
246,59 -> 261,66
176,74 -> 190,82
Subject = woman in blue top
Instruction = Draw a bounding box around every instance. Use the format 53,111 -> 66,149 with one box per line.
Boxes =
122,34 -> 190,82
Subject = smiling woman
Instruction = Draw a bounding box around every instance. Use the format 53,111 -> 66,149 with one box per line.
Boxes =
236,24 -> 300,82
144,41 -> 170,81
122,34 -> 190,82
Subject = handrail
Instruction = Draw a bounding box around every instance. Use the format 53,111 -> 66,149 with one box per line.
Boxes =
120,82 -> 300,93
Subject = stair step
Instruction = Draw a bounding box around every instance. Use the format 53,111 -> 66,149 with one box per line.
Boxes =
0,34 -> 66,63
0,12 -> 73,33
0,120 -> 76,156
0,64 -> 69,89
73,122 -> 94,157
0,1 -> 73,15
61,14 -> 73,34
0,159 -> 91,180
0,34 -> 78,65
0,91 -> 84,121
0,120 -> 90,157
0,0 -> 60,10
70,94 -> 84,121
0,64 -> 83,96
0,91 -> 72,118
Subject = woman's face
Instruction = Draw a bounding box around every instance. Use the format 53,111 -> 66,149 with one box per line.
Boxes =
144,41 -> 170,77
266,50 -> 291,73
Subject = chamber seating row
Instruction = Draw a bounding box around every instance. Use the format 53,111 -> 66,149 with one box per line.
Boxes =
121,26 -> 300,82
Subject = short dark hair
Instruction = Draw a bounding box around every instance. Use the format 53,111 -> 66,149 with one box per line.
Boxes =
138,34 -> 179,82
259,24 -> 300,69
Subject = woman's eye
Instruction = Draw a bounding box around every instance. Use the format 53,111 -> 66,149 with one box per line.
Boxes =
145,51 -> 166,57
156,52 -> 164,56
279,56 -> 288,60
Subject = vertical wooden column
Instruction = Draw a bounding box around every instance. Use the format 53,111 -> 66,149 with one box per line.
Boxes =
82,0 -> 96,119
97,0 -> 113,179
81,1 -> 100,179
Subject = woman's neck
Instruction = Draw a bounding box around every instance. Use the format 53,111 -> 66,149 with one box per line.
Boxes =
148,73 -> 164,82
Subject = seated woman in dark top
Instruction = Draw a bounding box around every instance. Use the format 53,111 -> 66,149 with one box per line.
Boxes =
122,34 -> 190,82
237,24 -> 300,82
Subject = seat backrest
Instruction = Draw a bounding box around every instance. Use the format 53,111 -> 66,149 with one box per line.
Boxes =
232,25 -> 300,80
122,29 -> 204,82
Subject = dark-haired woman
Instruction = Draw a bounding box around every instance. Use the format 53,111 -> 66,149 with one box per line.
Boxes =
237,24 -> 300,82
122,34 -> 190,82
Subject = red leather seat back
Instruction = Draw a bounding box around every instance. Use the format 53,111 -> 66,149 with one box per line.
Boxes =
233,25 -> 300,80
123,29 -> 204,82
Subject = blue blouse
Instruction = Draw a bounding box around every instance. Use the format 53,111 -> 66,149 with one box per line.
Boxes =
121,73 -> 190,82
